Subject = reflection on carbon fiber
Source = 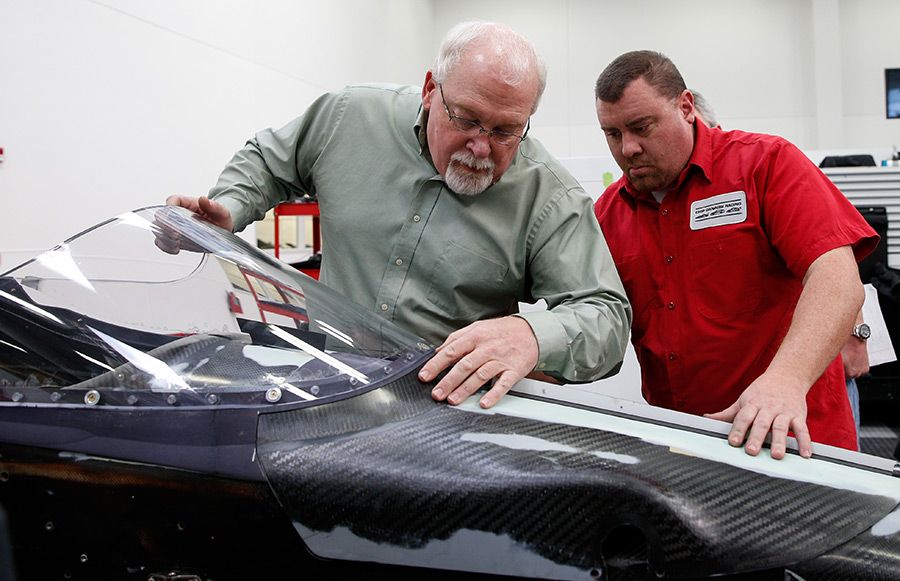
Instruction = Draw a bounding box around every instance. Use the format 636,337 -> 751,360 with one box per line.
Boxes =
790,519 -> 900,580
257,376 -> 900,580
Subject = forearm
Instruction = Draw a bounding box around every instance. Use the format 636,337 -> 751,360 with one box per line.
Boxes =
765,246 -> 864,391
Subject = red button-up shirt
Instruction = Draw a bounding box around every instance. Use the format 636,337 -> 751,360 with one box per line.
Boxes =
594,122 -> 879,450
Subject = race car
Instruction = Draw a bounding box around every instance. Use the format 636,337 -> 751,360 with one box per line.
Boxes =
0,205 -> 898,580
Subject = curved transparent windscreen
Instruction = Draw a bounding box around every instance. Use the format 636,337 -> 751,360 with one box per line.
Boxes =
0,206 -> 433,406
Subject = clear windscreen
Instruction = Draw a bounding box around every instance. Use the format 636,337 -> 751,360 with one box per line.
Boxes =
0,205 -> 433,407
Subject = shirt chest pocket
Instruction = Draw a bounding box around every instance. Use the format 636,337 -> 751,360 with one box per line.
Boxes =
426,241 -> 510,320
689,235 -> 763,319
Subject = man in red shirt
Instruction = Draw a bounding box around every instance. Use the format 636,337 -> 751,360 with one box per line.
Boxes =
593,50 -> 879,459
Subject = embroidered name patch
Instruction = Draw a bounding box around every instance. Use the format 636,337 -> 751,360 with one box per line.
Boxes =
689,191 -> 747,231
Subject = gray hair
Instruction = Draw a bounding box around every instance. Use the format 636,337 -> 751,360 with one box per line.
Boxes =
432,21 -> 547,114
691,90 -> 718,128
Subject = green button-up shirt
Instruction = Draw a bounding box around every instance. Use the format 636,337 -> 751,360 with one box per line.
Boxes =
209,84 -> 631,382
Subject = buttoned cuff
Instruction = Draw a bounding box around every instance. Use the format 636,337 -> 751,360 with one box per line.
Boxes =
514,310 -> 571,378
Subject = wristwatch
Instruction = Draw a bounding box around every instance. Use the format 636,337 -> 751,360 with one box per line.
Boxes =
852,323 -> 871,341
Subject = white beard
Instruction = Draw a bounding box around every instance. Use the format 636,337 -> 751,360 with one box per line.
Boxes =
444,150 -> 495,196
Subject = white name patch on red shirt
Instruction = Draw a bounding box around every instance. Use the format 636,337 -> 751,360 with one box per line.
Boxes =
690,191 -> 747,230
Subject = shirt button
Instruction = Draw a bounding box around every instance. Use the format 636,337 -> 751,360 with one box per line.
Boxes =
395,258 -> 403,266
413,215 -> 421,222
668,302 -> 675,310
665,255 -> 674,263
668,352 -> 677,361
676,400 -> 685,408
661,209 -> 669,216
381,303 -> 389,311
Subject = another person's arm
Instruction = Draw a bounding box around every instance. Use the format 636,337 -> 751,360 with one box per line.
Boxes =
705,245 -> 863,459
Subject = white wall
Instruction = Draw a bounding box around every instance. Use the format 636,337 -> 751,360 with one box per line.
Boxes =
3,0 -> 900,264
839,0 -> 900,148
0,0 -> 432,266
432,0 -> 817,156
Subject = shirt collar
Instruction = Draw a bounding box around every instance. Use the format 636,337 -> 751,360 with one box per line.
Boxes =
414,104 -> 429,154
416,104 -> 447,177
689,119 -> 715,183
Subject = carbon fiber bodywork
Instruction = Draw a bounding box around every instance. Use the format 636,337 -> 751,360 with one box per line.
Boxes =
258,375 -> 900,580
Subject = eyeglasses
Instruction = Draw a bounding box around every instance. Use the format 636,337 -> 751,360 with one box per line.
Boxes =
438,83 -> 530,147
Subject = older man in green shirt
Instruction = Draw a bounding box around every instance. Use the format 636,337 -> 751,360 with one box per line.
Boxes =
167,21 -> 630,408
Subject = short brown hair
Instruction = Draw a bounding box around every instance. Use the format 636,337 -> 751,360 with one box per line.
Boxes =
595,50 -> 686,103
